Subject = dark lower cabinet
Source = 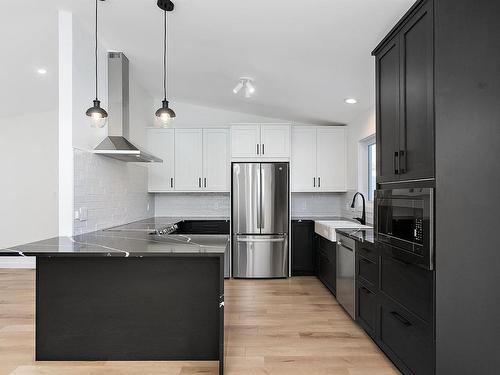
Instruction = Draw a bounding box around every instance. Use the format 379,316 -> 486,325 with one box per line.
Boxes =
380,252 -> 434,323
315,235 -> 336,295
354,239 -> 435,375
379,294 -> 434,375
291,220 -> 315,276
356,282 -> 378,338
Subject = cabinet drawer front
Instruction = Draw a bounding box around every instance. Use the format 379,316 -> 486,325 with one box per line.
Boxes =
357,256 -> 378,288
380,295 -> 434,375
356,283 -> 377,336
318,236 -> 336,257
380,254 -> 434,322
357,242 -> 377,263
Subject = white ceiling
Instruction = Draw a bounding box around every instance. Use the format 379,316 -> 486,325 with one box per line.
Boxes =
1,0 -> 414,124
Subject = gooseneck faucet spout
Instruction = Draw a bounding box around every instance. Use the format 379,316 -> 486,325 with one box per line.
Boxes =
350,192 -> 366,225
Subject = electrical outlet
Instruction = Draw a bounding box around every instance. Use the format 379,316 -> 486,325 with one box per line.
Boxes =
79,207 -> 88,221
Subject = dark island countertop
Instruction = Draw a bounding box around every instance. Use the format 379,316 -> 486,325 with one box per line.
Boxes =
336,228 -> 375,244
0,217 -> 229,257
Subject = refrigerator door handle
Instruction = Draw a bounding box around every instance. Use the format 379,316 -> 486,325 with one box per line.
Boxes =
236,236 -> 286,243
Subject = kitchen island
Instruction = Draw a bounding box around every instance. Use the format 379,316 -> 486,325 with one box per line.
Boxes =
0,219 -> 228,375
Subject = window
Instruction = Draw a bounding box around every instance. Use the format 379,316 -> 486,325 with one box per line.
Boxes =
358,134 -> 376,202
368,142 -> 376,201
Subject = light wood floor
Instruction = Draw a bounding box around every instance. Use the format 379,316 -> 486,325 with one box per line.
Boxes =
0,269 -> 399,375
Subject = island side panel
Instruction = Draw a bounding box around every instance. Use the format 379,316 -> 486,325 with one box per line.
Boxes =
36,256 -> 222,361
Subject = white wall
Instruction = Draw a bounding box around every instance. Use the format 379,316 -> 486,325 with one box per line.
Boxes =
342,107 -> 376,224
156,100 -> 290,128
0,7 -> 59,268
0,110 -> 59,267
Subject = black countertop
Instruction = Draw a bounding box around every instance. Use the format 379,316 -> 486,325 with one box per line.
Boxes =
0,218 -> 229,257
336,228 -> 375,244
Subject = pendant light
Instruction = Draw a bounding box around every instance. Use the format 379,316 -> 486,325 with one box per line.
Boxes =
155,0 -> 176,125
86,0 -> 108,128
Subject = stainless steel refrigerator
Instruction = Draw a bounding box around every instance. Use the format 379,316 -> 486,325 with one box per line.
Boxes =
232,163 -> 289,278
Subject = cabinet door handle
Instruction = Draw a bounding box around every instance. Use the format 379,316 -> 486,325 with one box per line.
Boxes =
199,177 -> 202,188
313,177 -> 316,187
390,311 -> 412,327
318,177 -> 321,187
256,144 -> 260,155
394,151 -> 400,174
400,150 -> 406,174
204,177 -> 207,188
170,177 -> 173,188
262,144 -> 265,155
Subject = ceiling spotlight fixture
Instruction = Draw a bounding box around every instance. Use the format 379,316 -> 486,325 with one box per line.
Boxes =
37,68 -> 47,75
344,98 -> 358,104
86,0 -> 108,128
155,0 -> 176,126
233,77 -> 255,98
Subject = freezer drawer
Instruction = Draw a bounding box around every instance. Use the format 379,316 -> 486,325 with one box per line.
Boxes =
233,235 -> 288,278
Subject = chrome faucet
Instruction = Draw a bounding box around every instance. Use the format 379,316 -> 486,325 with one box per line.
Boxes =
350,192 -> 366,225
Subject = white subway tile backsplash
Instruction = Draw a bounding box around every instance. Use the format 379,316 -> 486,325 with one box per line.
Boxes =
155,193 -> 230,217
73,149 -> 154,235
291,193 -> 345,217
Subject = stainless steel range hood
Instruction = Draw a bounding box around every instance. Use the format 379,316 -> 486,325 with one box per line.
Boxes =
93,52 -> 162,163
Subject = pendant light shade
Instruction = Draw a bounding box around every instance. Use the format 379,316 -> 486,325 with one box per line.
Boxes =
156,1 -> 176,126
155,99 -> 176,124
86,99 -> 108,128
86,0 -> 108,128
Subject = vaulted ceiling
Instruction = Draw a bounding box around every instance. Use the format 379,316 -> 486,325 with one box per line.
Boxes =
1,0 -> 414,123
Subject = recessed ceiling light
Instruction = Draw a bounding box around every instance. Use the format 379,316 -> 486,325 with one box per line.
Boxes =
344,98 -> 357,104
37,68 -> 47,75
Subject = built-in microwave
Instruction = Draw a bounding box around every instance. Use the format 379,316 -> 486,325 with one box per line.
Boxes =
375,187 -> 434,270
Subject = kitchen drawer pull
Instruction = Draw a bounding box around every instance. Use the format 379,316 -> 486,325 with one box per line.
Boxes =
390,311 -> 412,327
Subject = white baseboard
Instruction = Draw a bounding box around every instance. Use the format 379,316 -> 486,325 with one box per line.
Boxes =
0,257 -> 36,269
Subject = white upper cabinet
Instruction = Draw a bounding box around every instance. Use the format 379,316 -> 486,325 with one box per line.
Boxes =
230,124 -> 290,159
260,125 -> 290,158
316,127 -> 346,192
291,126 -> 346,192
203,129 -> 230,191
175,129 -> 204,191
147,129 -> 175,192
230,125 -> 261,157
291,127 -> 317,192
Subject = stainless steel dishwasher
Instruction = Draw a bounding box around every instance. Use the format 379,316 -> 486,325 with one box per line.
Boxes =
336,233 -> 356,319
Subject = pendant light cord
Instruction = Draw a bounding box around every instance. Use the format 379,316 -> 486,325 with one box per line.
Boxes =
163,9 -> 167,101
95,0 -> 98,100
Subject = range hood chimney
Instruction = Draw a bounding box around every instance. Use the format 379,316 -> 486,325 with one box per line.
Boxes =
93,52 -> 162,163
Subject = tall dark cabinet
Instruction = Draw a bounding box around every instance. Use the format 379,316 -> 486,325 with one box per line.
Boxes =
372,0 -> 500,374
375,0 -> 434,183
